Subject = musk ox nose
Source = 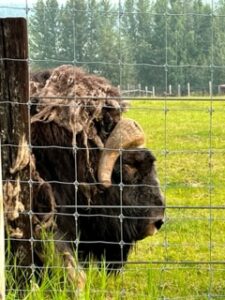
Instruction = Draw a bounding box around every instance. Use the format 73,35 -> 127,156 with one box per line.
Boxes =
145,217 -> 165,237
154,219 -> 164,230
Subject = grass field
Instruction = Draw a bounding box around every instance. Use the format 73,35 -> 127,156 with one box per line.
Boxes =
6,98 -> 225,299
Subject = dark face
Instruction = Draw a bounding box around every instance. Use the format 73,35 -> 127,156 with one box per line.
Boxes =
77,148 -> 164,270
112,149 -> 165,240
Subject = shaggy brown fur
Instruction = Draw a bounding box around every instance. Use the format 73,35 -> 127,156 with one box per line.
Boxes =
4,65 -> 129,287
4,65 -> 164,290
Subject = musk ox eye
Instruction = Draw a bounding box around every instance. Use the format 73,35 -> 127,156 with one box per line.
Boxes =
112,163 -> 137,184
132,151 -> 156,176
122,164 -> 138,182
144,151 -> 156,164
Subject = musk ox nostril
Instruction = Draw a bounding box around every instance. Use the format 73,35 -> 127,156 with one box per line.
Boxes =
155,219 -> 164,230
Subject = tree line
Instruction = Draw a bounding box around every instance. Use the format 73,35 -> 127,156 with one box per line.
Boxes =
29,0 -> 225,94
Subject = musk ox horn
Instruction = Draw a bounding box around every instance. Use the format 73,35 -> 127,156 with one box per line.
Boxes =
98,118 -> 145,187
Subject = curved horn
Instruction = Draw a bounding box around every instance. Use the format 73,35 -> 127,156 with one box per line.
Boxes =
98,118 -> 145,187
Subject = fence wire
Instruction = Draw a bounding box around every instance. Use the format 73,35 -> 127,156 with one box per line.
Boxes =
1,0 -> 225,299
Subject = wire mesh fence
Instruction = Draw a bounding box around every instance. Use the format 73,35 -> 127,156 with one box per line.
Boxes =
0,0 -> 225,299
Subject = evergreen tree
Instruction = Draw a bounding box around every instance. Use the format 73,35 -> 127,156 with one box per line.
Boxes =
212,0 -> 225,90
190,0 -> 212,92
29,0 -> 60,69
58,0 -> 76,62
92,0 -> 120,84
135,0 -> 155,87
85,0 -> 101,72
45,0 -> 60,66
150,0 -> 212,93
58,0 -> 88,64
120,0 -> 137,87
29,0 -> 47,69
29,0 -> 218,93
151,0 -> 167,91
74,0 -> 89,64
166,0 -> 189,90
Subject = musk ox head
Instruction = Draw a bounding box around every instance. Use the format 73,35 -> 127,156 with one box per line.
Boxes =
29,65 -> 165,273
78,149 -> 165,271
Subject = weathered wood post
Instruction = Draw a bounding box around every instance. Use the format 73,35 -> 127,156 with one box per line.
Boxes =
152,86 -> 155,97
145,86 -> 148,96
187,82 -> 191,97
0,17 -> 30,289
0,17 -> 29,176
178,84 -> 181,97
0,139 -> 5,300
209,81 -> 212,97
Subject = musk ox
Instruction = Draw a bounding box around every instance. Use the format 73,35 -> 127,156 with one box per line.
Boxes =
5,65 -> 165,288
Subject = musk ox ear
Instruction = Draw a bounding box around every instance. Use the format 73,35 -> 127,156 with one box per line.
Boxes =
112,150 -> 156,184
112,162 -> 138,184
122,149 -> 155,166
121,149 -> 156,176
136,150 -> 156,164
134,150 -> 156,174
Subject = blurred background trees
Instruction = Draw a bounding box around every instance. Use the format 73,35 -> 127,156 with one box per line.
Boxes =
29,0 -> 225,93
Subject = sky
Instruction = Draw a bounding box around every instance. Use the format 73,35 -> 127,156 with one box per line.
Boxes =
0,0 -> 214,7
0,0 -> 217,13
0,0 -> 68,6
0,0 -> 59,3
0,0 -> 120,16
0,0 -> 121,6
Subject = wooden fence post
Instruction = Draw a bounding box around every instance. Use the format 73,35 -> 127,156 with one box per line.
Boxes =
0,18 -> 29,176
0,139 -> 5,300
0,17 -> 30,288
152,86 -> 155,97
187,82 -> 191,97
178,84 -> 181,97
145,86 -> 148,96
209,81 -> 212,97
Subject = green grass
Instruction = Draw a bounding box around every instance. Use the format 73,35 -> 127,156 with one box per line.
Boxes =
6,99 -> 225,299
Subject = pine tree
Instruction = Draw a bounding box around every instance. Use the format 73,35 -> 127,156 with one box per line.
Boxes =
92,0 -> 120,84
58,0 -> 89,65
29,0 -> 47,69
85,0 -> 101,73
166,0 -> 188,90
135,0 -> 155,87
29,0 -> 60,69
120,0 -> 137,87
45,0 -> 60,67
209,0 -> 225,90
74,0 -> 88,64
151,0 -> 167,91
58,0 -> 76,62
